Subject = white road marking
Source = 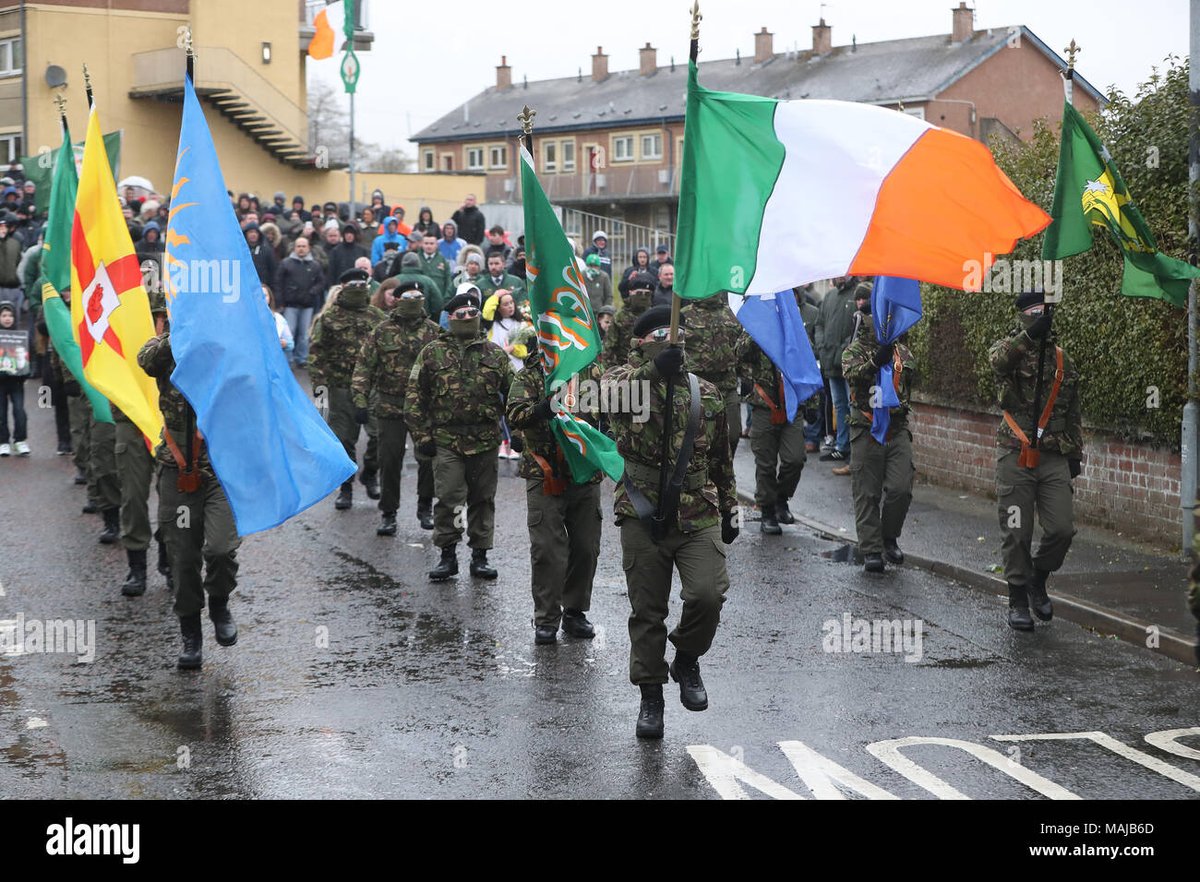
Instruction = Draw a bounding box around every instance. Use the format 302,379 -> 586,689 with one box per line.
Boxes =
1144,727 -> 1200,761
993,731 -> 1200,793
778,740 -> 898,799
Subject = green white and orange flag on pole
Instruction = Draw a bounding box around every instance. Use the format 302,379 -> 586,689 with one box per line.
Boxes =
519,142 -> 624,484
70,103 -> 161,441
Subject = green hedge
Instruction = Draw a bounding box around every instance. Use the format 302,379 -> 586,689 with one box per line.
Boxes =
907,56 -> 1190,443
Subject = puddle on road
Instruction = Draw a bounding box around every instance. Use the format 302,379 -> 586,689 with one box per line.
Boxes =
821,544 -> 865,565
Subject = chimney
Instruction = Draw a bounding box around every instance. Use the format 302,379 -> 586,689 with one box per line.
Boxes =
639,42 -> 657,77
951,2 -> 974,42
754,27 -> 774,64
592,46 -> 609,83
495,55 -> 512,92
812,18 -> 832,55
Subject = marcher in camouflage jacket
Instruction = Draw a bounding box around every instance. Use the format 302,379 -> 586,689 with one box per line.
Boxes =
308,284 -> 386,391
601,348 -> 736,531
352,307 -> 440,419
682,295 -> 742,394
988,323 -> 1082,457
506,350 -> 603,484
403,327 -> 514,455
841,314 -> 917,433
137,332 -> 211,471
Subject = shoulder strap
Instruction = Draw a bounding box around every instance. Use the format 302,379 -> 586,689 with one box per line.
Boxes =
1036,346 -> 1065,440
660,372 -> 703,522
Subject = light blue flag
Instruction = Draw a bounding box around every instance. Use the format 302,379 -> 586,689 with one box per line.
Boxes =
165,76 -> 355,535
870,276 -> 923,445
729,291 -> 823,421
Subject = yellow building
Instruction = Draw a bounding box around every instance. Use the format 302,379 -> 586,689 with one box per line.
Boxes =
0,0 -> 477,218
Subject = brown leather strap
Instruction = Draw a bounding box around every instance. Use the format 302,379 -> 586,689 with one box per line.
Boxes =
162,427 -> 202,472
530,450 -> 566,496
1002,346 -> 1064,447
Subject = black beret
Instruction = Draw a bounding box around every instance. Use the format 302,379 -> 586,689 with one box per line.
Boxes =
396,279 -> 423,294
445,292 -> 481,313
339,268 -> 370,285
632,305 -> 684,338
627,271 -> 657,291
1015,290 -> 1045,311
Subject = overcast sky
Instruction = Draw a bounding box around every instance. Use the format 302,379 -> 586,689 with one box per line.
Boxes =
308,0 -> 1188,152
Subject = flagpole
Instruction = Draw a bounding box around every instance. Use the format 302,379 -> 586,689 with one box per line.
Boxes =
82,64 -> 93,109
1184,1 -> 1200,555
668,0 -> 702,349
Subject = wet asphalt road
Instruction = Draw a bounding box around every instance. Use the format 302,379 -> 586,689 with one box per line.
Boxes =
1,397 -> 1198,800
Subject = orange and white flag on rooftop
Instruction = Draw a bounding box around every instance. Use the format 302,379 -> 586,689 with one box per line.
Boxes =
70,104 -> 161,441
308,6 -> 335,59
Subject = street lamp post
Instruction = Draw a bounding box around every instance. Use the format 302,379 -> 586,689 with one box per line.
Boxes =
340,0 -> 360,219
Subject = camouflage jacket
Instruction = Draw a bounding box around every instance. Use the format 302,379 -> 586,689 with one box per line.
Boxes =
136,332 -> 211,470
736,334 -> 812,412
682,298 -> 743,394
308,289 -> 387,390
392,268 -> 444,317
603,304 -> 646,371
601,350 -> 736,531
351,310 -> 441,419
988,327 -> 1082,457
506,350 -> 603,484
404,329 -> 515,455
841,314 -> 917,432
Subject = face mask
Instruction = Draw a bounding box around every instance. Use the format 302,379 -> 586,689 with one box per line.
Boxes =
450,317 -> 480,338
627,291 -> 651,312
1017,312 -> 1046,331
639,340 -> 681,361
396,299 -> 424,318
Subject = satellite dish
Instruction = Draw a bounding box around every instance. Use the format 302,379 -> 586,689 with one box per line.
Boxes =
45,65 -> 67,88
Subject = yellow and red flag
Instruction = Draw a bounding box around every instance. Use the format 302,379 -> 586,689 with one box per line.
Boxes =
70,104 -> 161,441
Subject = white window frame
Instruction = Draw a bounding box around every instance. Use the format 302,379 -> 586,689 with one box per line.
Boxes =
0,134 -> 20,163
561,140 -> 576,172
640,133 -> 662,161
903,107 -> 926,120
0,38 -> 22,77
422,149 -> 435,171
612,135 -> 634,163
466,146 -> 485,171
543,141 -> 557,173
489,145 -> 507,170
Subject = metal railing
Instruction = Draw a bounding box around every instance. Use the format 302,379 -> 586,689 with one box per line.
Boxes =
130,46 -> 310,150
487,163 -> 681,204
559,207 -> 674,270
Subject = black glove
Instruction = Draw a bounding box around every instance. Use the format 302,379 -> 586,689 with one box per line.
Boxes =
871,342 -> 895,368
721,510 -> 739,544
417,440 -> 437,457
1069,457 -> 1082,480
1025,312 -> 1052,340
653,345 -> 685,378
533,398 -> 555,421
739,377 -> 754,397
354,407 -> 369,425
509,435 -> 524,454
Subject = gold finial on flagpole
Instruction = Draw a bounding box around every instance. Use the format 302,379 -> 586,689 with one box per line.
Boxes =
690,1 -> 702,41
1064,39 -> 1079,72
518,105 -> 536,136
53,92 -> 66,115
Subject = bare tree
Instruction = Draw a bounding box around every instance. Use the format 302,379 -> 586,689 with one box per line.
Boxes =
308,81 -> 349,163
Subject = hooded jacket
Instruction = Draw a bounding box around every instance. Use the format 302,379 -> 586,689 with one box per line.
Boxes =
437,220 -> 466,263
413,206 -> 439,239
450,203 -> 486,246
370,217 -> 404,264
329,225 -> 369,282
244,223 -> 279,285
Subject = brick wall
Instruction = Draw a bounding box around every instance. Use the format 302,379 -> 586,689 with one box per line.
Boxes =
910,400 -> 1180,547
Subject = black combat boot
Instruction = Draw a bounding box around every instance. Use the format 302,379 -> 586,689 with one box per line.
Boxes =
534,624 -> 558,645
120,548 -> 147,597
98,507 -> 120,544
208,596 -> 238,646
561,608 -> 596,639
156,536 -> 174,591
669,650 -> 709,711
377,512 -> 397,536
74,467 -> 87,486
883,538 -> 905,565
82,499 -> 99,514
361,469 -> 380,500
636,683 -> 665,740
863,552 -> 885,573
178,614 -> 203,670
334,482 -> 353,510
1008,584 -> 1034,631
470,548 -> 498,580
416,497 -> 434,530
776,498 -> 796,524
429,545 -> 458,581
760,504 -> 782,535
1028,568 -> 1053,621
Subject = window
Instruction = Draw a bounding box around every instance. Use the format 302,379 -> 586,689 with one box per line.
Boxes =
561,140 -> 576,172
441,153 -> 454,171
423,149 -> 435,172
466,147 -> 484,170
640,133 -> 662,160
543,141 -> 557,173
489,145 -> 507,169
0,38 -> 22,76
612,135 -> 634,162
903,106 -> 926,120
0,134 -> 19,163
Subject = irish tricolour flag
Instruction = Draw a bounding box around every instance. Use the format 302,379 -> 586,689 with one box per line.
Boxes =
676,61 -> 1050,298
